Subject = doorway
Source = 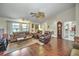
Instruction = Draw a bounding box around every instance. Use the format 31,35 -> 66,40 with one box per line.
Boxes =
63,22 -> 76,41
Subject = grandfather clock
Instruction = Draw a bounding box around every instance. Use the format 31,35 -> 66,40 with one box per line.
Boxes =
57,21 -> 62,39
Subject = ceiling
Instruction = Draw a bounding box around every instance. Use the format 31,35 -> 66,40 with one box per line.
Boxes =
0,3 -> 75,23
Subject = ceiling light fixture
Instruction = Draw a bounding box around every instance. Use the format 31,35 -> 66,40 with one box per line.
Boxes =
30,11 -> 45,19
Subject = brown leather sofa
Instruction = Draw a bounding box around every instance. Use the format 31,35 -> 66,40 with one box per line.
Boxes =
39,31 -> 51,44
9,32 -> 33,42
32,30 -> 42,39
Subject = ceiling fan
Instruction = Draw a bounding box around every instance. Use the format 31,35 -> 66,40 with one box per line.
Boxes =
30,11 -> 45,19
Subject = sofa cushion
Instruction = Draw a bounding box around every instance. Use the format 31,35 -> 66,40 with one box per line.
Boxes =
17,37 -> 24,40
70,48 -> 79,56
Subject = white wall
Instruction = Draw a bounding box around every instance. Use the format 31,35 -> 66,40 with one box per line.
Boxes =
76,4 -> 79,36
47,20 -> 57,37
47,7 -> 75,40
0,18 -> 7,33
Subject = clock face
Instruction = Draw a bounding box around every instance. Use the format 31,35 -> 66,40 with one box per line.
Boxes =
58,24 -> 61,27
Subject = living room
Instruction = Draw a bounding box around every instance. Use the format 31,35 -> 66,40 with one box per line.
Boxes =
0,3 -> 79,56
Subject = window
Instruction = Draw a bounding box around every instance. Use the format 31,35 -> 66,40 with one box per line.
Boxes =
22,23 -> 29,32
12,23 -> 20,32
11,22 -> 30,32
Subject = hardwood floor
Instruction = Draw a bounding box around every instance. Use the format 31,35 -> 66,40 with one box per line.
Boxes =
28,39 -> 73,56
1,38 -> 73,56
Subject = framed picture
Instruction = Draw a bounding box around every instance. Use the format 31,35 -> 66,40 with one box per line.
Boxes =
35,24 -> 39,29
32,24 -> 34,28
